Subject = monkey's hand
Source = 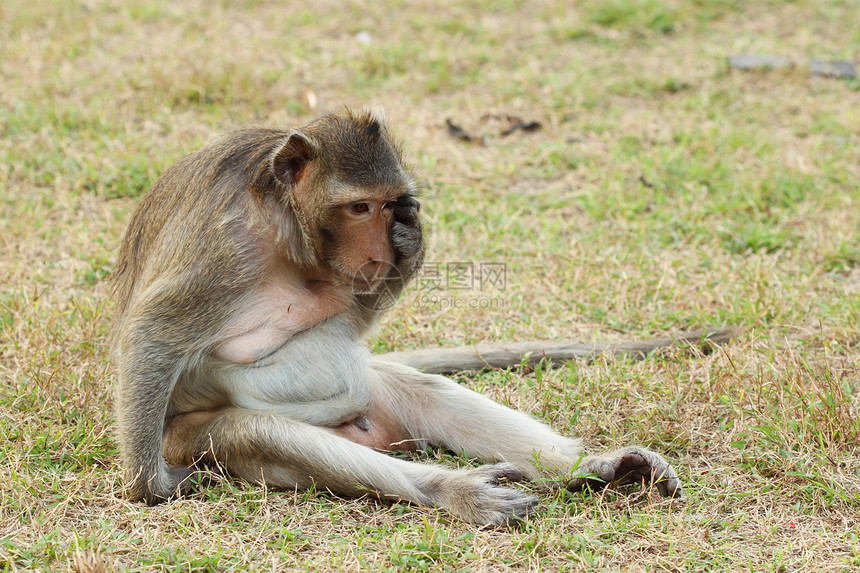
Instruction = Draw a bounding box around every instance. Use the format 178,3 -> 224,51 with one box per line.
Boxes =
391,196 -> 423,268
566,446 -> 681,498
432,463 -> 539,526
130,463 -> 202,505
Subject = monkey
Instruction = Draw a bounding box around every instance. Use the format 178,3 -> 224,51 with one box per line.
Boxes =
109,109 -> 733,525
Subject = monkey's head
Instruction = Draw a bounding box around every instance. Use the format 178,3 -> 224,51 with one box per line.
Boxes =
271,111 -> 421,292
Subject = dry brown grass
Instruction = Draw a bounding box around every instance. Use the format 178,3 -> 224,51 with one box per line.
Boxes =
1,0 -> 859,570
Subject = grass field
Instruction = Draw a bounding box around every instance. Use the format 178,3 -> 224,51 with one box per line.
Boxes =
2,0 -> 859,570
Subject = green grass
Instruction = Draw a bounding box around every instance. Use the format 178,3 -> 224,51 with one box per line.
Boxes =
1,0 -> 859,570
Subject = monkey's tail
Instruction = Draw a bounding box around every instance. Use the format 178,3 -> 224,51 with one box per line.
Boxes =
377,327 -> 739,374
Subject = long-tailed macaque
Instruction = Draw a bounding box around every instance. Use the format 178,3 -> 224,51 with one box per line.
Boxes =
110,110 -> 733,525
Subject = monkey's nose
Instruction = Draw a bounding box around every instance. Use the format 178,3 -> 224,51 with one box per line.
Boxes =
359,259 -> 386,281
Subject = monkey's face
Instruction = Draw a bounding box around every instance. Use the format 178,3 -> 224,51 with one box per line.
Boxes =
321,198 -> 397,293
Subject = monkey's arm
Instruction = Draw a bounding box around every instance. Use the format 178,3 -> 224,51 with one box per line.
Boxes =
115,319 -> 195,503
378,327 -> 738,374
114,262 -> 257,503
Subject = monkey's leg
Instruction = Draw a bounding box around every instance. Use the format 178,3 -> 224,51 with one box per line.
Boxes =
369,360 -> 680,497
162,408 -> 538,525
369,360 -> 581,475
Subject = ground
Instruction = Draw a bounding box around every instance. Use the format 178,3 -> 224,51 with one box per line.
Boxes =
1,0 -> 859,571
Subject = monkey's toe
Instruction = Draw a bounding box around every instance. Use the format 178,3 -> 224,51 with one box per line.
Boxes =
477,488 -> 539,527
475,462 -> 526,485
494,493 -> 540,526
443,464 -> 538,525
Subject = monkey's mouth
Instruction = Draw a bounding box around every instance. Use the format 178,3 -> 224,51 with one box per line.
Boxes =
336,261 -> 395,294
340,272 -> 382,293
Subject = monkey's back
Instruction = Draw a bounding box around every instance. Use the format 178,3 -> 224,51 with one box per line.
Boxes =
108,127 -> 291,346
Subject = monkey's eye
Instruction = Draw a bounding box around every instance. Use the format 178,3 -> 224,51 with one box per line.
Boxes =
382,201 -> 396,211
350,203 -> 370,214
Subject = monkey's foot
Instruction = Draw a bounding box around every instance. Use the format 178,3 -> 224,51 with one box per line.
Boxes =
566,446 -> 681,498
432,463 -> 539,526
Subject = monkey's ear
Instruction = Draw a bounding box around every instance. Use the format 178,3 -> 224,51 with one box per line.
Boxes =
272,132 -> 318,186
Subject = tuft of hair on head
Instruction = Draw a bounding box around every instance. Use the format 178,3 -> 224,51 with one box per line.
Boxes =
344,107 -> 384,140
369,106 -> 386,124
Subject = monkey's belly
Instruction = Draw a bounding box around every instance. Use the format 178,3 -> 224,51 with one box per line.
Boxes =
331,414 -> 415,452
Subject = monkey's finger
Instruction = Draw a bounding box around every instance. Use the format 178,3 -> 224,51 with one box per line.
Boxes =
169,465 -> 220,495
656,476 -> 682,498
395,195 -> 420,209
565,455 -> 615,491
629,465 -> 681,498
565,477 -> 600,492
594,459 -> 620,481
143,464 -> 202,503
653,466 -> 682,498
475,462 -> 526,484
497,467 -> 526,483
391,224 -> 422,259
174,468 -> 196,488
565,472 -> 611,493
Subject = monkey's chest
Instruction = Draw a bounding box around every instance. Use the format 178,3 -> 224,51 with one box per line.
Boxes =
213,279 -> 353,364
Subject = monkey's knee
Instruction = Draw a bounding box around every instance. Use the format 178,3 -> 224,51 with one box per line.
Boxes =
161,410 -> 224,464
